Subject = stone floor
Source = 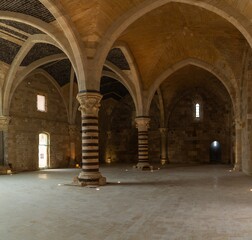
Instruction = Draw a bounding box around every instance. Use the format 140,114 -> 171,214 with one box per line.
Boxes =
1,163 -> 252,240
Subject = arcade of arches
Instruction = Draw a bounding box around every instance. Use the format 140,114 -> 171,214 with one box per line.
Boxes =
0,1 -> 252,185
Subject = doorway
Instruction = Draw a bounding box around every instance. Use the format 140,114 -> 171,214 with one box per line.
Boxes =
210,141 -> 221,163
38,133 -> 50,168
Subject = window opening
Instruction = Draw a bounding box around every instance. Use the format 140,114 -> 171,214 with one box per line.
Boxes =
38,133 -> 49,168
37,94 -> 46,112
195,103 -> 200,118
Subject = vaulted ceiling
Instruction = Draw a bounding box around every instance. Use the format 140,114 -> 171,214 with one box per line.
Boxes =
1,0 -> 252,101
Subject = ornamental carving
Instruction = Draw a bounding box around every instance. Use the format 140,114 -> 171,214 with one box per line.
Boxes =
135,117 -> 150,131
77,92 -> 102,116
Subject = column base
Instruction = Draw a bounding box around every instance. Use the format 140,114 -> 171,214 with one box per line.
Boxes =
0,166 -> 12,175
233,163 -> 241,171
133,162 -> 153,171
160,158 -> 168,165
73,171 -> 106,187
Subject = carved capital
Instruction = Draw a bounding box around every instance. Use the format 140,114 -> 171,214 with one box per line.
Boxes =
0,116 -> 10,131
77,92 -> 102,116
135,117 -> 150,131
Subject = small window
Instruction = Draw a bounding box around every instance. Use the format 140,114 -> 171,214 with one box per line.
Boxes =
37,94 -> 46,112
195,103 -> 200,118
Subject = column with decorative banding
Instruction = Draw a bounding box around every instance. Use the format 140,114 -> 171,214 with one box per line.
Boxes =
77,91 -> 106,186
135,117 -> 152,170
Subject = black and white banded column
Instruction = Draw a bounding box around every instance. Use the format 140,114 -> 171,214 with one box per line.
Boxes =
135,117 -> 152,170
77,91 -> 106,186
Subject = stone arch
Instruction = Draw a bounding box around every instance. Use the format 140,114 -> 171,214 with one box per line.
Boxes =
3,33 -> 68,115
0,10 -> 86,93
103,61 -> 138,114
39,0 -> 87,90
9,68 -> 70,123
112,42 -> 144,115
146,58 -> 238,116
10,53 -> 67,100
94,0 -> 252,78
3,35 -> 64,114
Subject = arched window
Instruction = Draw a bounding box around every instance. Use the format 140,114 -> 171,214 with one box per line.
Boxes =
38,132 -> 50,168
195,103 -> 200,118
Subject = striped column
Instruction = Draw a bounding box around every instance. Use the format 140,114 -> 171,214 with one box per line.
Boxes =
77,91 -> 106,186
135,117 -> 152,170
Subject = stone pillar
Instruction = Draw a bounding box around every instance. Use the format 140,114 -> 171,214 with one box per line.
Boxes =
69,124 -> 76,167
106,130 -> 112,163
159,128 -> 168,165
0,116 -> 11,174
135,117 -> 152,170
76,91 -> 106,186
234,120 -> 242,171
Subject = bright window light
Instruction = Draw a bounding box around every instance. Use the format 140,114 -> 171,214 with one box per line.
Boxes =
195,103 -> 200,118
37,94 -> 46,112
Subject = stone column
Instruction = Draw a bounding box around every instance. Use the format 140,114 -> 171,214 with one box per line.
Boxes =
76,91 -> 106,186
234,120 -> 242,171
135,117 -> 152,170
69,124 -> 77,167
0,116 -> 11,174
106,130 -> 112,163
159,128 -> 168,165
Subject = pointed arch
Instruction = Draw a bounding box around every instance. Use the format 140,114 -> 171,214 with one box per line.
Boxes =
94,0 -> 252,78
9,68 -> 70,123
146,58 -> 238,116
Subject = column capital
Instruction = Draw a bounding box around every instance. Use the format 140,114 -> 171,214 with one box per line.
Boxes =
0,116 -> 10,131
135,117 -> 150,131
77,91 -> 102,116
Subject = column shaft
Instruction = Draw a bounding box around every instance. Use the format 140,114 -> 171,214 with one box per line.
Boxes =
234,121 -> 242,171
135,117 -> 152,170
76,91 -> 106,186
159,128 -> 168,164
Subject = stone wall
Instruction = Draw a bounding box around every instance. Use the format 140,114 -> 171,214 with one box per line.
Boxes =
167,89 -> 232,164
99,96 -> 138,164
8,73 -> 71,171
241,53 -> 252,174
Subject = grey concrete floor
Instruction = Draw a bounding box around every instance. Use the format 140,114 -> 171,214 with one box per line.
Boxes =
1,164 -> 252,240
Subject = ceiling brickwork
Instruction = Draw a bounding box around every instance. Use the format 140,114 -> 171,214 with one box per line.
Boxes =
100,76 -> 129,100
0,25 -> 28,40
0,38 -> 21,64
21,43 -> 63,66
41,59 -> 71,87
0,0 -> 55,23
106,48 -> 130,70
0,20 -> 42,35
